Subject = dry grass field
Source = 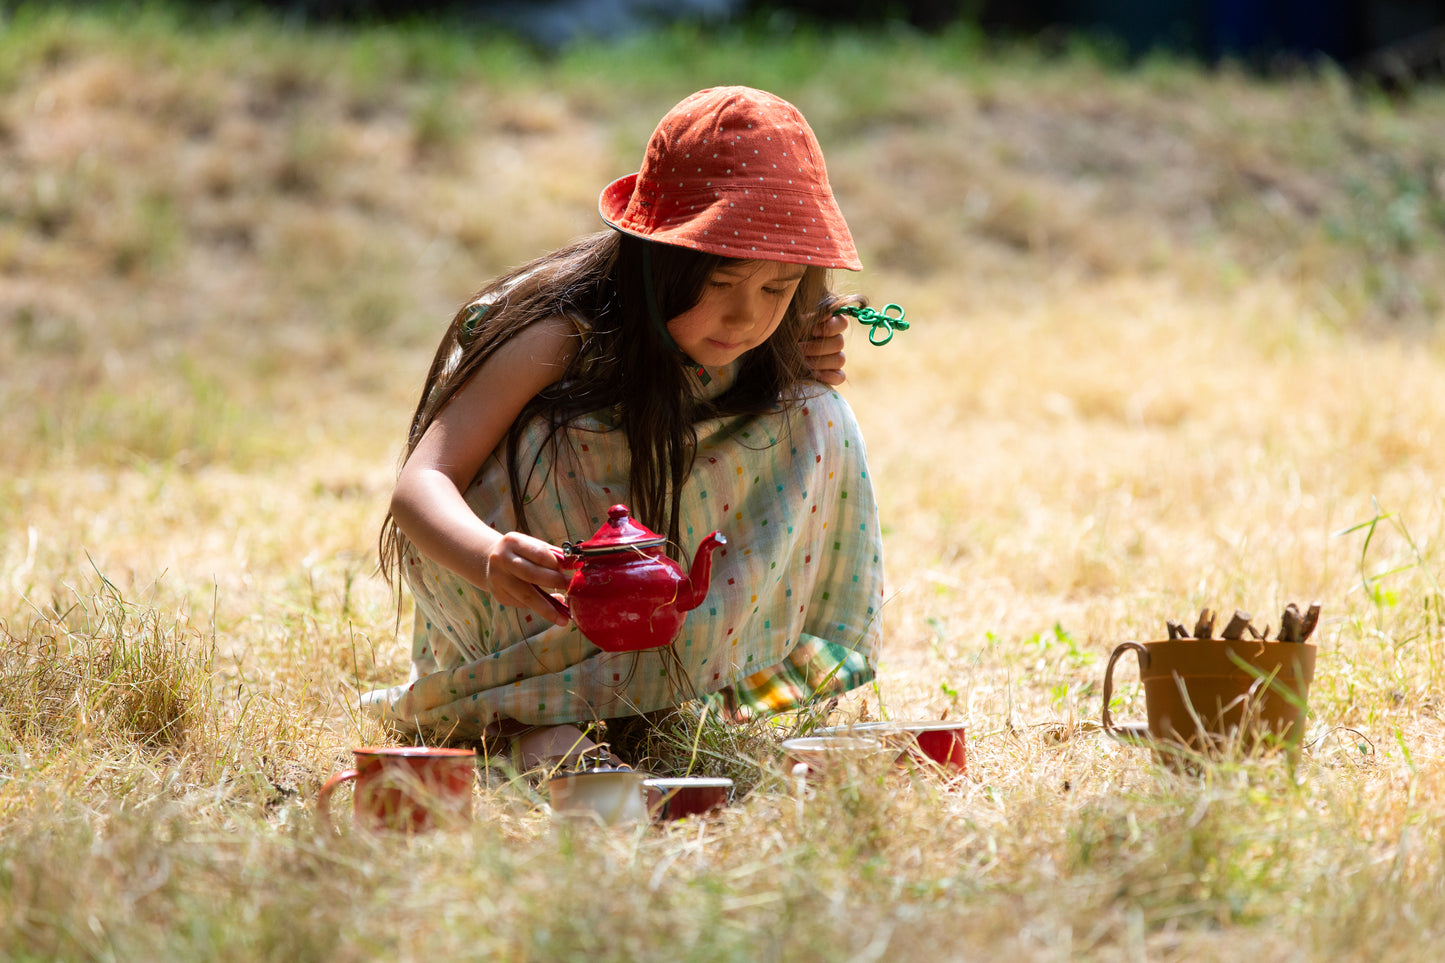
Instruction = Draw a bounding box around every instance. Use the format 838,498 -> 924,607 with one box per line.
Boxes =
3,6 -> 1445,960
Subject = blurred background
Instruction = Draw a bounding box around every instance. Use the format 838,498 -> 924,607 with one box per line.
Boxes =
4,3 -> 1445,957
221,0 -> 1445,82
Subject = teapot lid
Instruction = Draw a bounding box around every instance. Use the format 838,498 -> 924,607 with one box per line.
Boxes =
565,504 -> 666,556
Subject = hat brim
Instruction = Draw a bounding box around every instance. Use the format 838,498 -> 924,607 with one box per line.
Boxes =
598,173 -> 638,232
598,172 -> 862,271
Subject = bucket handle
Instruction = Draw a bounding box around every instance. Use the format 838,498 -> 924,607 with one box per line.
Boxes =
1102,642 -> 1149,736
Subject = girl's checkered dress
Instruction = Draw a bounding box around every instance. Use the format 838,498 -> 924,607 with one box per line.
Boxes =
363,360 -> 883,738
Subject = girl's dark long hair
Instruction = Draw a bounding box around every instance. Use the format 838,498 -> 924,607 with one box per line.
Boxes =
379,230 -> 862,585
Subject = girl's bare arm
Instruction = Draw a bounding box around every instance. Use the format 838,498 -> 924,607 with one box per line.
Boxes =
390,317 -> 578,625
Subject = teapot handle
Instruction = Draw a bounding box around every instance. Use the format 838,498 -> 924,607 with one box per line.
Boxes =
534,585 -> 571,621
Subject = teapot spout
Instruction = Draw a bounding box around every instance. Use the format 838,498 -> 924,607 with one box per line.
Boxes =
678,532 -> 727,612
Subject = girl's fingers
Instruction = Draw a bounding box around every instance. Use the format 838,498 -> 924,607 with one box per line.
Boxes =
801,340 -> 846,385
812,313 -> 849,339
529,587 -> 572,627
509,539 -> 571,626
491,573 -> 570,626
801,313 -> 848,383
800,312 -> 847,356
806,346 -> 846,371
799,332 -> 846,358
484,532 -> 572,625
516,545 -> 571,591
494,533 -> 569,589
803,356 -> 846,385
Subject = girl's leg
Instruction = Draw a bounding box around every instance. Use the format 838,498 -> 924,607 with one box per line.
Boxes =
513,724 -> 626,770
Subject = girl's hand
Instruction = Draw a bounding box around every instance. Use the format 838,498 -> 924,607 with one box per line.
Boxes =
483,531 -> 573,627
800,312 -> 848,385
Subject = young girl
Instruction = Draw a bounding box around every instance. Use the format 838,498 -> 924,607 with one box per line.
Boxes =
363,86 -> 885,768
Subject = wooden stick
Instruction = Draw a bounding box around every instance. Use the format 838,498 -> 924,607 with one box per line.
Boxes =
1221,610 -> 1253,641
1167,620 -> 1190,640
1300,603 -> 1321,642
1193,608 -> 1216,640
1279,603 -> 1303,643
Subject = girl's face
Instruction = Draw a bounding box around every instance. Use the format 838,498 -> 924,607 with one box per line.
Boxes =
666,260 -> 806,368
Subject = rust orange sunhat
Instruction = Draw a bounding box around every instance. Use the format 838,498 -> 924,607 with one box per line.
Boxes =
599,86 -> 862,271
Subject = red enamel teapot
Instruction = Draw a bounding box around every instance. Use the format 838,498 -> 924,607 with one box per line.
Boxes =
537,505 -> 727,653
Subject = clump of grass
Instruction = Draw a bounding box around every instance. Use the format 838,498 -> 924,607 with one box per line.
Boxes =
594,687 -> 864,794
600,703 -> 784,793
1,573 -> 214,751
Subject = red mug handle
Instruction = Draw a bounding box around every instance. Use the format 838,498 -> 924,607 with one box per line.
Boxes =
1102,642 -> 1149,735
317,768 -> 359,831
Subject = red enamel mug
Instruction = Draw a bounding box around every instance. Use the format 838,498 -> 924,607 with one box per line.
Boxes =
898,722 -> 968,773
643,777 -> 734,820
817,721 -> 968,774
317,746 -> 476,832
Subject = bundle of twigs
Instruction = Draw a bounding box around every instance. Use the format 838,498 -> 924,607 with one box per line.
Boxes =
1164,603 -> 1321,643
